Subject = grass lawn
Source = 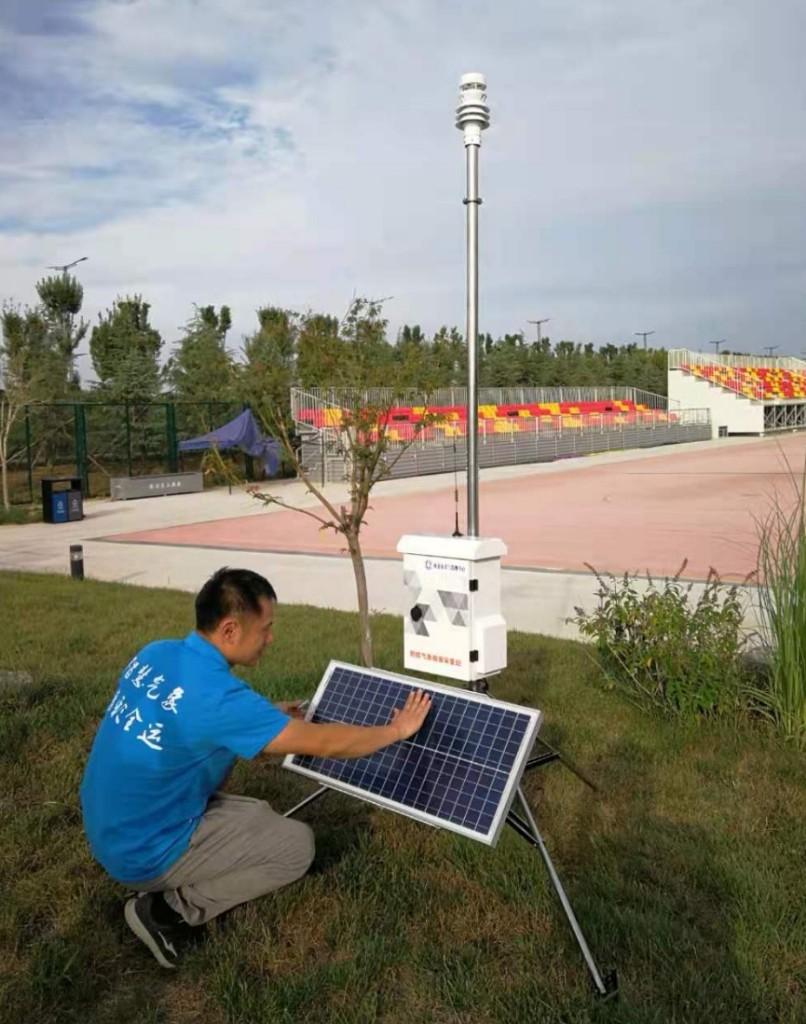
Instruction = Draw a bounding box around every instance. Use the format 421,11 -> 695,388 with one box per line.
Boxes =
0,570 -> 803,1024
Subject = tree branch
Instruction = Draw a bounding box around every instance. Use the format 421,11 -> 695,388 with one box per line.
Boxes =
269,412 -> 343,523
245,489 -> 342,532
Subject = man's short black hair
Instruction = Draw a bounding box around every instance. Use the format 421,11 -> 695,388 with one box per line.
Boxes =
195,568 -> 277,633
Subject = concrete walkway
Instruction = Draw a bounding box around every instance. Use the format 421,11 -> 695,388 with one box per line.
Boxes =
0,435 -> 778,638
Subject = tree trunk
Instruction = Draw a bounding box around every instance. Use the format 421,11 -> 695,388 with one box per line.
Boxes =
347,529 -> 373,667
0,434 -> 9,510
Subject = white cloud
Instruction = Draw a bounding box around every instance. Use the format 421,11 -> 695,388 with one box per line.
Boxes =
0,0 -> 805,383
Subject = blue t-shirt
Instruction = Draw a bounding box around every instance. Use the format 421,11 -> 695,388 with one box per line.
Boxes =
80,631 -> 290,882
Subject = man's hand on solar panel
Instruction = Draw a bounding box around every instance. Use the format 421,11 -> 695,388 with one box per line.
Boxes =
262,689 -> 432,759
389,689 -> 433,740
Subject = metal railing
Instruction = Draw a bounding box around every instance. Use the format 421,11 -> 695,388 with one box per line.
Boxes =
668,348 -> 806,372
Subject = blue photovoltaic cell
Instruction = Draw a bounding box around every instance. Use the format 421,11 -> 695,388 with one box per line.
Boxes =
284,662 -> 540,844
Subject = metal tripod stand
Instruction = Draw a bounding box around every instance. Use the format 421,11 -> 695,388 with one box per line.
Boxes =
284,688 -> 619,1002
474,676 -> 619,1001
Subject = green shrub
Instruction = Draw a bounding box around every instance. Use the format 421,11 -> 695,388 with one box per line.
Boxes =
572,562 -> 750,719
0,504 -> 41,525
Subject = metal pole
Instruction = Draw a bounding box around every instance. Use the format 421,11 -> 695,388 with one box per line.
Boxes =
165,403 -> 178,473
284,785 -> 330,818
24,406 -> 33,503
466,142 -> 480,535
456,73 -> 490,538
321,430 -> 326,487
125,402 -> 132,477
73,403 -> 89,498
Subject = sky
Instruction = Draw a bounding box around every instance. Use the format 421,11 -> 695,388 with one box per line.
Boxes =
1,0 -> 804,384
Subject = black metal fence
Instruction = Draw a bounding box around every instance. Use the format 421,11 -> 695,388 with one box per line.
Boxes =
5,401 -> 245,505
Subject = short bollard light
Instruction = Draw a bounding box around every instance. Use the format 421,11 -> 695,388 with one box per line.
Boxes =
70,544 -> 84,580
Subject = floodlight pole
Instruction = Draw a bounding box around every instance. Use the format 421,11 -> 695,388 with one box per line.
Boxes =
456,73 -> 490,538
47,256 -> 88,275
528,318 -> 551,345
634,330 -> 655,350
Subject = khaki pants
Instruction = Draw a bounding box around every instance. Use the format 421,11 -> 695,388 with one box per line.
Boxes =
124,792 -> 315,926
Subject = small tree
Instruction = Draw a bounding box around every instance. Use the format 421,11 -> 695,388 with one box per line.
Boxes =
295,311 -> 341,389
36,273 -> 88,393
394,324 -> 443,391
217,298 -> 439,666
0,305 -> 61,509
240,306 -> 300,420
90,295 -> 163,401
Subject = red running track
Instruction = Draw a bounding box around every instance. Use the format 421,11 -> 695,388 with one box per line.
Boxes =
104,435 -> 806,582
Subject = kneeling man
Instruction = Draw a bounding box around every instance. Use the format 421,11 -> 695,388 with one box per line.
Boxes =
80,567 -> 430,968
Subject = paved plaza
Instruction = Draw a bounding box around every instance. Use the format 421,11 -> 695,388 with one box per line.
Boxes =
3,434 -> 801,637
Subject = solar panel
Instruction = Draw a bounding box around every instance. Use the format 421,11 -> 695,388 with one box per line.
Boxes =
282,661 -> 542,846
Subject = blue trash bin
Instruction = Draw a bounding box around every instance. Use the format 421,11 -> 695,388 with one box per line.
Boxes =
41,476 -> 83,524
51,492 -> 69,523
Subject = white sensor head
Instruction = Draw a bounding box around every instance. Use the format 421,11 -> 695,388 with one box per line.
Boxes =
456,72 -> 490,145
460,72 -> 487,91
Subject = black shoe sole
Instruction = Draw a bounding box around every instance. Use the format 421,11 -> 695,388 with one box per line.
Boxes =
124,897 -> 178,969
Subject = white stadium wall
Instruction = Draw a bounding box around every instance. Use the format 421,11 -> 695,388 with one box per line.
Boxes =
668,369 -> 764,438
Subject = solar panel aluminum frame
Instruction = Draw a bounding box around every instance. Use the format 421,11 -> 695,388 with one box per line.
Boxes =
282,660 -> 542,847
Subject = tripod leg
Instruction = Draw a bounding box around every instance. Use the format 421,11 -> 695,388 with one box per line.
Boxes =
284,785 -> 330,818
514,788 -> 618,1000
525,738 -> 598,792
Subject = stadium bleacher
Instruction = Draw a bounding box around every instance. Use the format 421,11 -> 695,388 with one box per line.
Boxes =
297,399 -> 670,441
680,362 -> 806,401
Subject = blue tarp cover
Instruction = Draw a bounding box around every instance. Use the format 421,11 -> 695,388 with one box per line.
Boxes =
178,409 -> 280,476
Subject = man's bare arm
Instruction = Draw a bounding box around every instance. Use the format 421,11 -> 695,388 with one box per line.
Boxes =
262,690 -> 432,759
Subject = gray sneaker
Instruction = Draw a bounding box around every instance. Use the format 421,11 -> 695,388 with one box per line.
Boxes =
124,892 -> 193,969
